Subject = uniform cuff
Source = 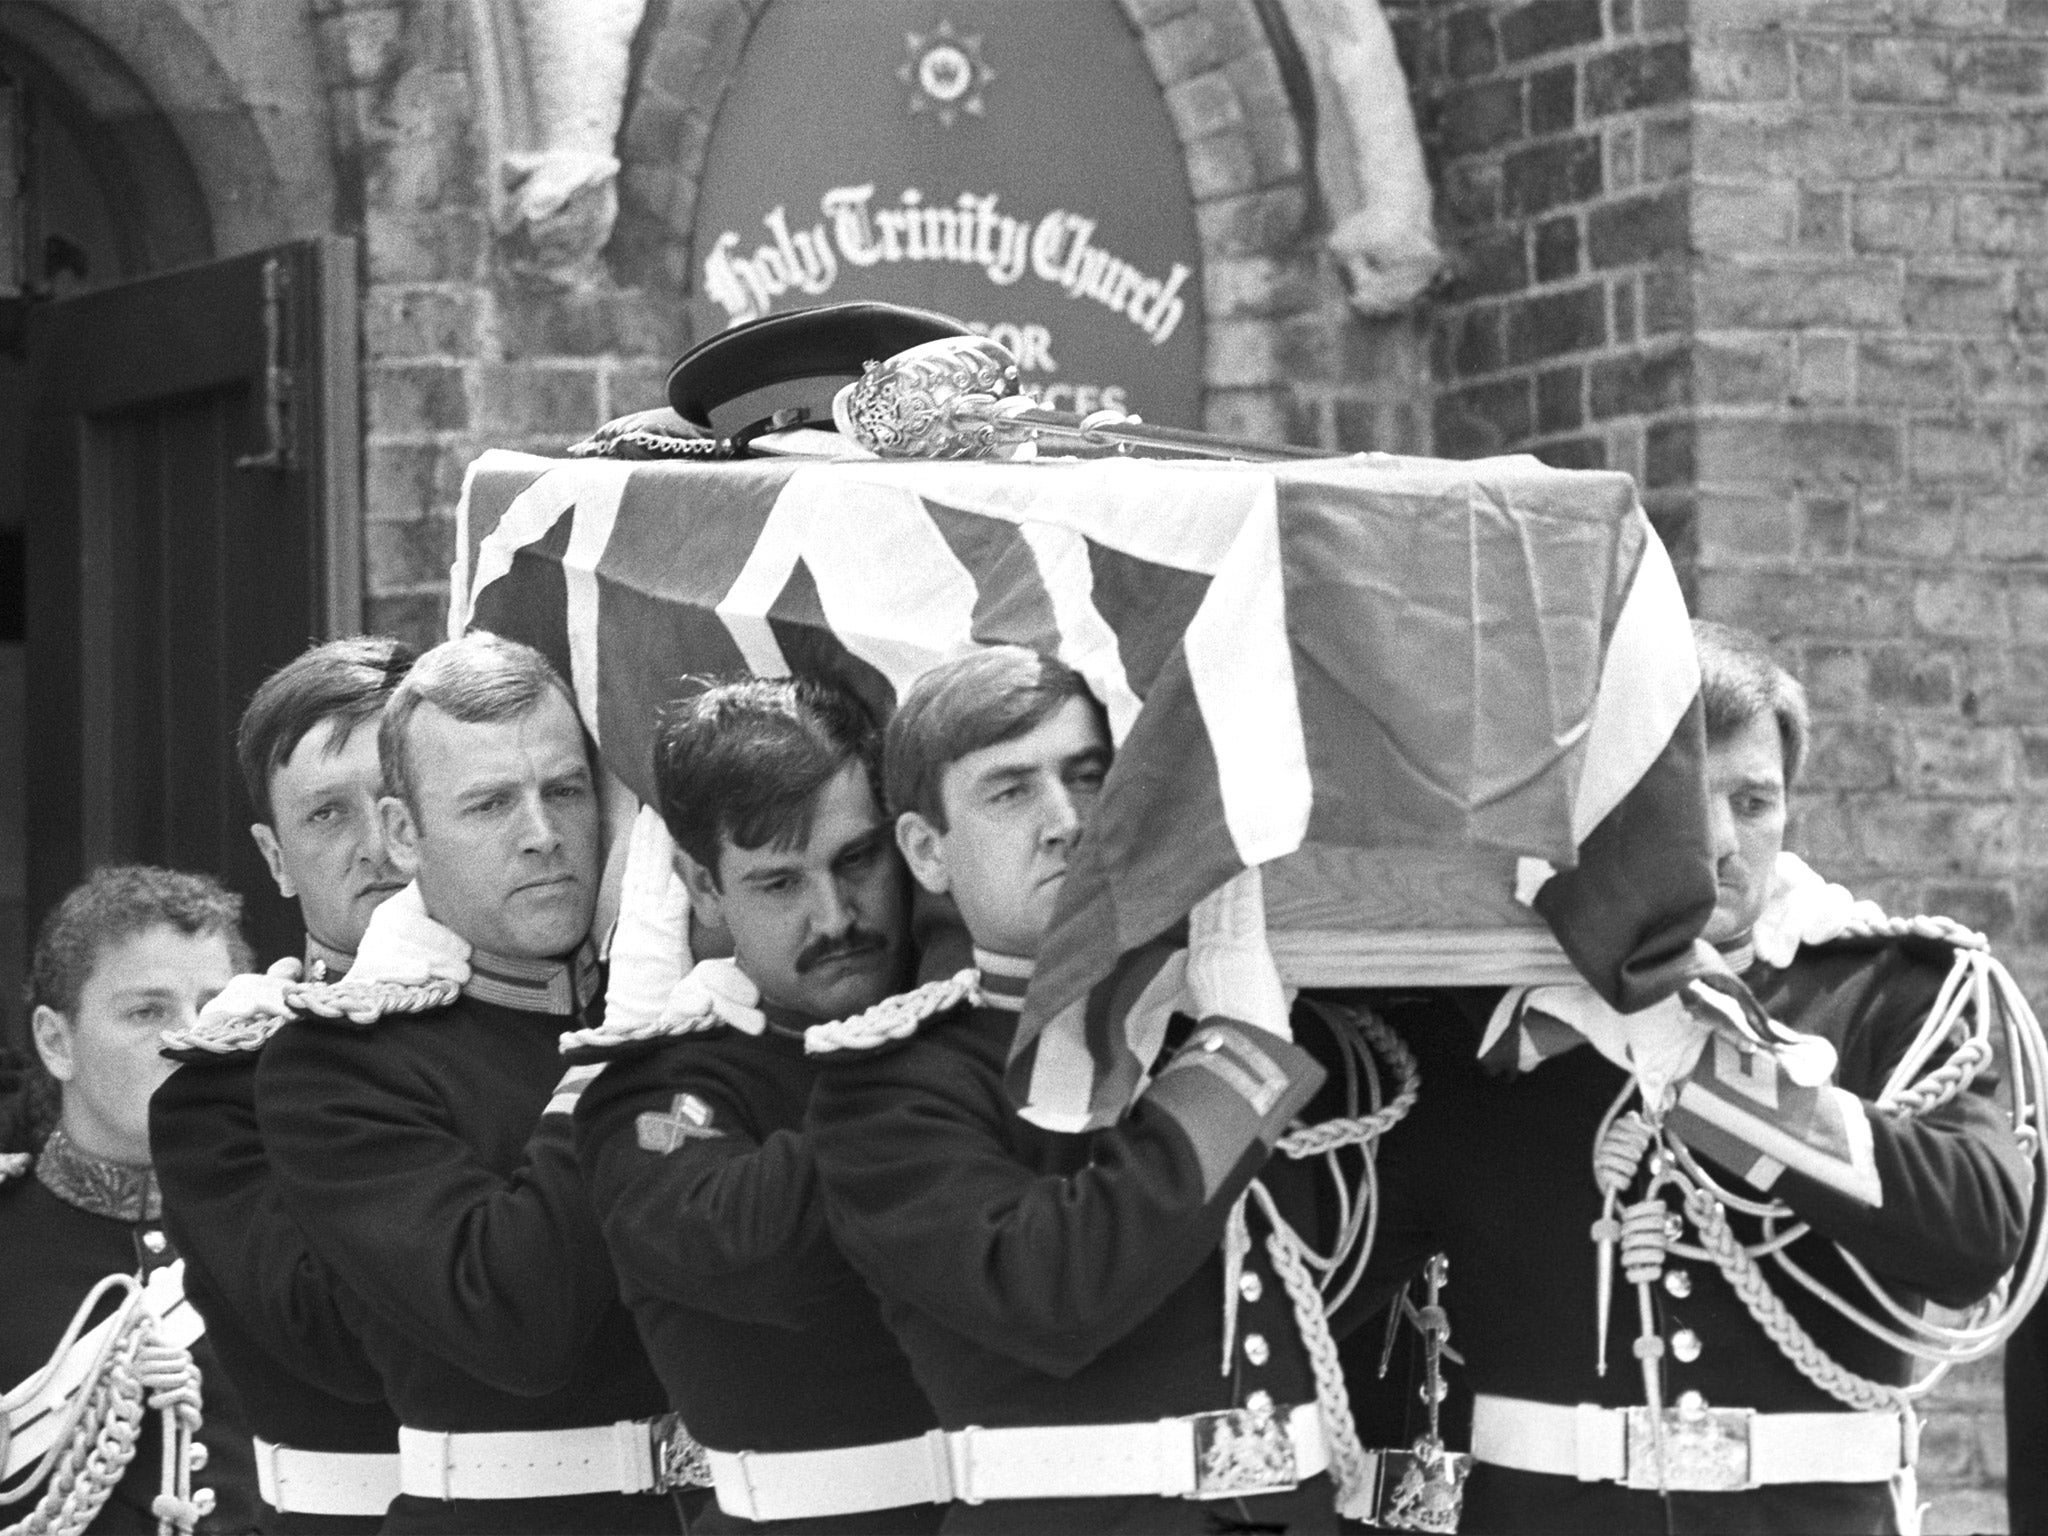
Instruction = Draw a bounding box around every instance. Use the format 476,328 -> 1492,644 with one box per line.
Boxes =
1142,1016 -> 1326,1200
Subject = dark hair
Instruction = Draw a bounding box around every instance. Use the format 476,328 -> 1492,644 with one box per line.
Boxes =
1693,619 -> 1810,785
380,632 -> 579,814
29,864 -> 252,1017
654,677 -> 881,887
237,637 -> 418,823
884,647 -> 1103,830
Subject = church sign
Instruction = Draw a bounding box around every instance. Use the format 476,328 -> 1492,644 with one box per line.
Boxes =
690,0 -> 1205,427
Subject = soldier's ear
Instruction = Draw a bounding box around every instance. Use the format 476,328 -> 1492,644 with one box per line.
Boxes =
673,850 -> 726,925
895,812 -> 952,897
29,1005 -> 76,1083
379,796 -> 422,877
249,823 -> 295,898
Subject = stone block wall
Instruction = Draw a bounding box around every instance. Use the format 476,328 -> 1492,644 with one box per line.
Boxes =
1692,0 -> 2048,1020
331,0 -> 1428,650
1401,0 -> 1696,560
1409,2 -> 2045,1526
1689,14 -> 2048,1518
313,0 -> 680,653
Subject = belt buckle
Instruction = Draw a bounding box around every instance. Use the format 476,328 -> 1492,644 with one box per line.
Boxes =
649,1413 -> 712,1494
1624,1400 -> 1755,1492
1373,1440 -> 1472,1533
1189,1394 -> 1299,1500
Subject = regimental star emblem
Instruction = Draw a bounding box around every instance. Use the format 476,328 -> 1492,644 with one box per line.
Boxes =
900,19 -> 993,127
637,1093 -> 724,1154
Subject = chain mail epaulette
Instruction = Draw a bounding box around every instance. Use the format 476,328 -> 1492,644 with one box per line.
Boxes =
559,1005 -> 729,1063
803,970 -> 980,1058
286,976 -> 464,1029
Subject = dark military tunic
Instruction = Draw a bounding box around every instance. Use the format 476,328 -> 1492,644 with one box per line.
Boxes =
152,1041 -> 401,1534
1362,936 -> 2030,1535
2005,1303 -> 2048,1534
571,1006 -> 942,1533
807,993 -> 1333,1535
0,1133 -> 261,1535
255,953 -> 677,1536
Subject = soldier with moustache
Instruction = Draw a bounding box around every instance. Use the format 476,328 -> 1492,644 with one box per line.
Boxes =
1356,620 -> 2032,1534
805,646 -> 1357,1535
252,633 -> 680,1535
1,866 -> 262,1533
565,677 -> 945,1532
151,638 -> 413,1532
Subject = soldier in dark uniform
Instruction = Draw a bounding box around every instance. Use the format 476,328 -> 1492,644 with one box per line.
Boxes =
568,677 -> 946,1532
806,646 -> 1348,1535
1358,621 -> 2032,1535
253,633 -> 681,1536
151,637 -> 415,1532
1,865 -> 262,1534
2007,1304 -> 2048,1533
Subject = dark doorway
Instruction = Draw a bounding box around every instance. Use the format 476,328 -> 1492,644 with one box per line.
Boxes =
2,22 -> 361,1051
25,239 -> 361,989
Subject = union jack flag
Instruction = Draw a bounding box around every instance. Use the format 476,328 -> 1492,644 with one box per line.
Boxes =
456,448 -> 1715,1132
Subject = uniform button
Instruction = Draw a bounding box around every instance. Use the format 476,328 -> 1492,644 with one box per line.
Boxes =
1238,1272 -> 1264,1304
1244,1334 -> 1270,1367
1663,1270 -> 1692,1300
1672,1328 -> 1702,1364
142,1231 -> 167,1254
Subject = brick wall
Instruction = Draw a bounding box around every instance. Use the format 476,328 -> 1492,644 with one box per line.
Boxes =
1691,10 -> 2048,1523
329,0 -> 1429,647
313,0 -> 679,653
1405,0 -> 1696,560
1412,2 -> 2043,1527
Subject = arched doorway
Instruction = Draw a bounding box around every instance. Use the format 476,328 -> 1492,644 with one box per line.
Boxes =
0,15 -> 213,1047
1,4 -> 361,1045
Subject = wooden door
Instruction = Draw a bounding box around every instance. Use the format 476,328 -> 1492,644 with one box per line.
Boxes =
25,237 -> 361,964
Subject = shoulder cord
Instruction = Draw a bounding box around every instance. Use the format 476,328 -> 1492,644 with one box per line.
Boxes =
1588,938 -> 2048,1414
801,971 -> 980,1056
1,1277 -> 210,1536
286,977 -> 461,1026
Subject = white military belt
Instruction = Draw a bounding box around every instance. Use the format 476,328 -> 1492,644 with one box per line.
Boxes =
708,1434 -> 951,1522
1472,1394 -> 1910,1492
947,1401 -> 1325,1504
397,1419 -> 681,1501
708,1402 -> 1325,1515
253,1439 -> 401,1517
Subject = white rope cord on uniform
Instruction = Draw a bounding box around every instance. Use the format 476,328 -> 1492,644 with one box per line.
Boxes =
1275,1006 -> 1419,1159
1249,1179 -> 1375,1520
1586,920 -> 2048,1420
801,971 -> 980,1056
1273,1000 -> 1420,1321
1679,1175 -> 1908,1416
286,977 -> 462,1025
0,1277 -> 210,1536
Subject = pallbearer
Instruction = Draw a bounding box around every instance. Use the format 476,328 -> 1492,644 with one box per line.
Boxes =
806,646 -> 1358,1534
152,637 -> 413,1532
1360,621 -> 2039,1534
566,678 -> 945,1532
254,634 -> 682,1535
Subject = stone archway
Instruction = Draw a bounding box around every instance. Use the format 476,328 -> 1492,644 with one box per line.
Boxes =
609,0 -> 1323,439
3,0 -> 335,262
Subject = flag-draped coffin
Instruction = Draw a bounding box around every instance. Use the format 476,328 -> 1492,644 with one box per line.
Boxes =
457,449 -> 1716,1131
